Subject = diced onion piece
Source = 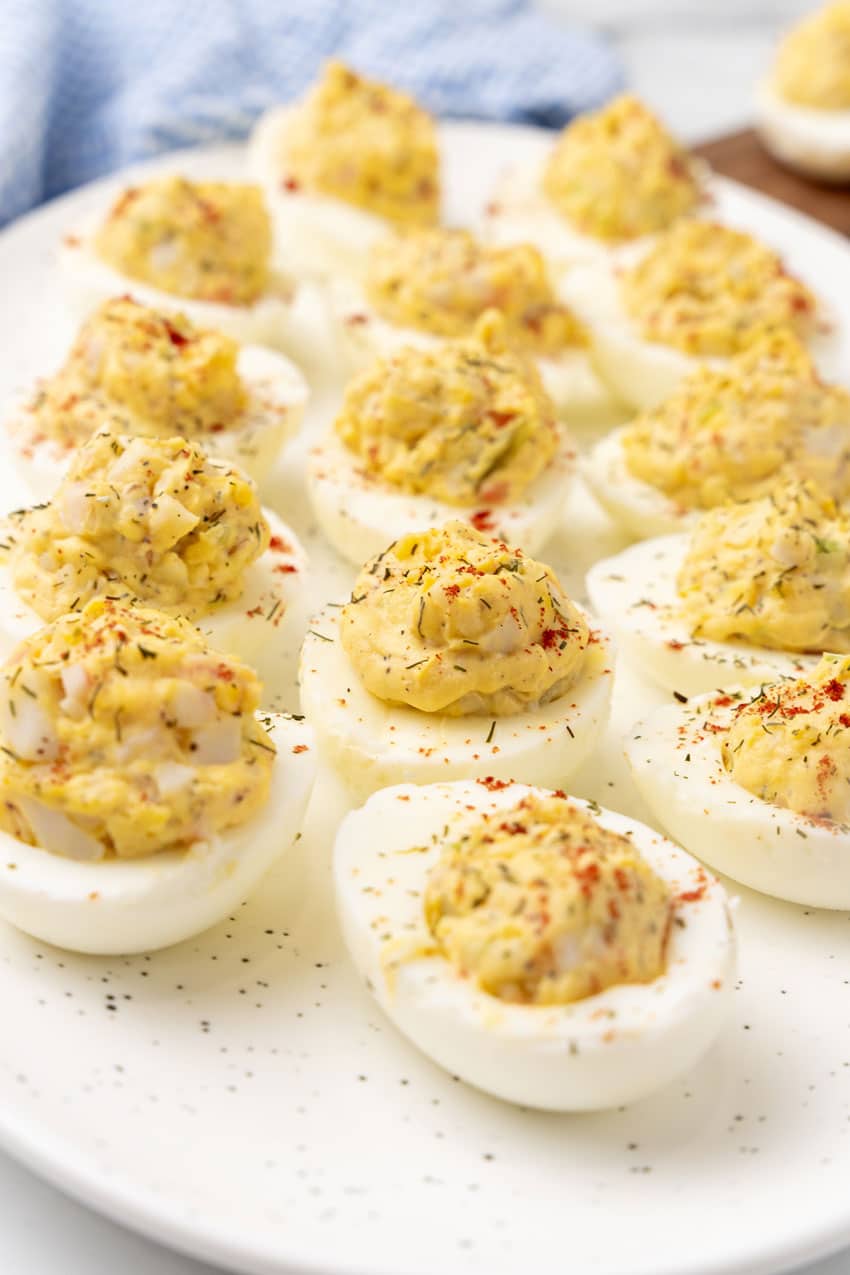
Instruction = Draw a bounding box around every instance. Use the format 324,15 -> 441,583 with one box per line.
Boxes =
192,716 -> 241,764
4,697 -> 59,762
17,797 -> 105,861
153,761 -> 196,797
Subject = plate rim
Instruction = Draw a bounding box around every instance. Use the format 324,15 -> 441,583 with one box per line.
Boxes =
2,118 -> 850,1275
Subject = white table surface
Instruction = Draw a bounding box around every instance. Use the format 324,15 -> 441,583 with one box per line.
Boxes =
3,2 -> 850,1272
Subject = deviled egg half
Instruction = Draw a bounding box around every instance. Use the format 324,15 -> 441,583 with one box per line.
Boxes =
0,429 -> 308,701
299,521 -> 613,799
485,94 -> 705,274
0,599 -> 316,954
330,226 -> 625,427
586,478 -> 847,695
562,218 -> 820,411
628,654 -> 850,908
308,311 -> 574,564
335,781 -> 735,1110
250,59 -> 440,280
584,329 -> 850,539
756,2 -> 850,182
6,296 -> 308,498
59,175 -> 306,355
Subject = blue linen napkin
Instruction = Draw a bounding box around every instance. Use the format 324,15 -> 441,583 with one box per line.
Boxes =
0,0 -> 623,227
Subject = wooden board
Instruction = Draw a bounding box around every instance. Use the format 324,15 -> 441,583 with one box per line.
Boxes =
694,127 -> 850,236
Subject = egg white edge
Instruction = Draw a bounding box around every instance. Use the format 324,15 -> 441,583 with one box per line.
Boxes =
5,343 -> 310,504
755,78 -> 850,183
248,104 -> 391,281
0,509 -> 309,706
298,601 -> 614,800
57,205 -> 304,356
581,426 -> 696,540
626,689 -> 850,908
305,428 -> 575,566
333,779 -> 735,1111
585,533 -> 820,695
0,712 -> 317,955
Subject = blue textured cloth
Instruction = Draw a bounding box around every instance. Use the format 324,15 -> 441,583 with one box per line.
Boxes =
0,0 -> 623,227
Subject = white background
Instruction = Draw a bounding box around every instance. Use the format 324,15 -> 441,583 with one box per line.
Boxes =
4,3 -> 850,1273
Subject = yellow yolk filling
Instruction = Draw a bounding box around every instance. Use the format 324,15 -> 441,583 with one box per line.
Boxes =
335,312 -> 560,505
95,177 -> 272,306
0,599 -> 274,860
29,297 -> 247,452
283,59 -> 439,226
365,228 -> 586,356
340,520 -> 592,717
424,793 -> 671,1005
677,479 -> 850,652
7,430 -> 269,622
723,655 -> 850,824
775,3 -> 850,110
543,94 -> 700,240
622,330 -> 850,508
621,220 -> 816,357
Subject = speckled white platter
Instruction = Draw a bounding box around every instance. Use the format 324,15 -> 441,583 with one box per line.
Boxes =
2,124 -> 850,1275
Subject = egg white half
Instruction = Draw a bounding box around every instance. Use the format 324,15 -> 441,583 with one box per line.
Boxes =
585,535 -> 819,695
327,278 -> 626,429
6,345 -> 309,503
306,429 -> 575,566
582,426 -> 697,540
334,780 -> 735,1111
249,105 -> 391,281
627,689 -> 850,908
0,712 -> 316,955
0,510 -> 309,705
482,160 -> 626,272
298,603 -> 613,800
560,259 -> 704,412
755,77 -> 850,183
58,207 -> 306,357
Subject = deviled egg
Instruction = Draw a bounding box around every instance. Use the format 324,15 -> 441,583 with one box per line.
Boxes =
584,329 -> 850,539
6,296 -> 308,498
563,219 -> 819,411
299,520 -> 613,799
329,226 -> 625,426
628,654 -> 850,908
250,59 -> 440,280
0,429 -> 308,700
308,311 -> 574,564
59,175 -> 306,355
586,478 -> 846,694
335,781 -> 734,1110
485,94 -> 704,273
0,598 -> 316,954
756,3 -> 850,182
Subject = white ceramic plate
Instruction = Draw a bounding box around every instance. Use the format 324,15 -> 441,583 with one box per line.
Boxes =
2,124 -> 850,1275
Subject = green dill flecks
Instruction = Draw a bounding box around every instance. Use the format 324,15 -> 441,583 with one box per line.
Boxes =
267,599 -> 281,623
416,596 -> 425,638
406,658 -> 428,670
453,664 -> 467,673
485,720 -> 496,744
308,629 -> 333,643
249,736 -> 276,754
137,644 -> 157,659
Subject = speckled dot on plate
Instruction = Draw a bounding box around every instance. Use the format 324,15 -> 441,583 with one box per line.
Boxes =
0,127 -> 850,1275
